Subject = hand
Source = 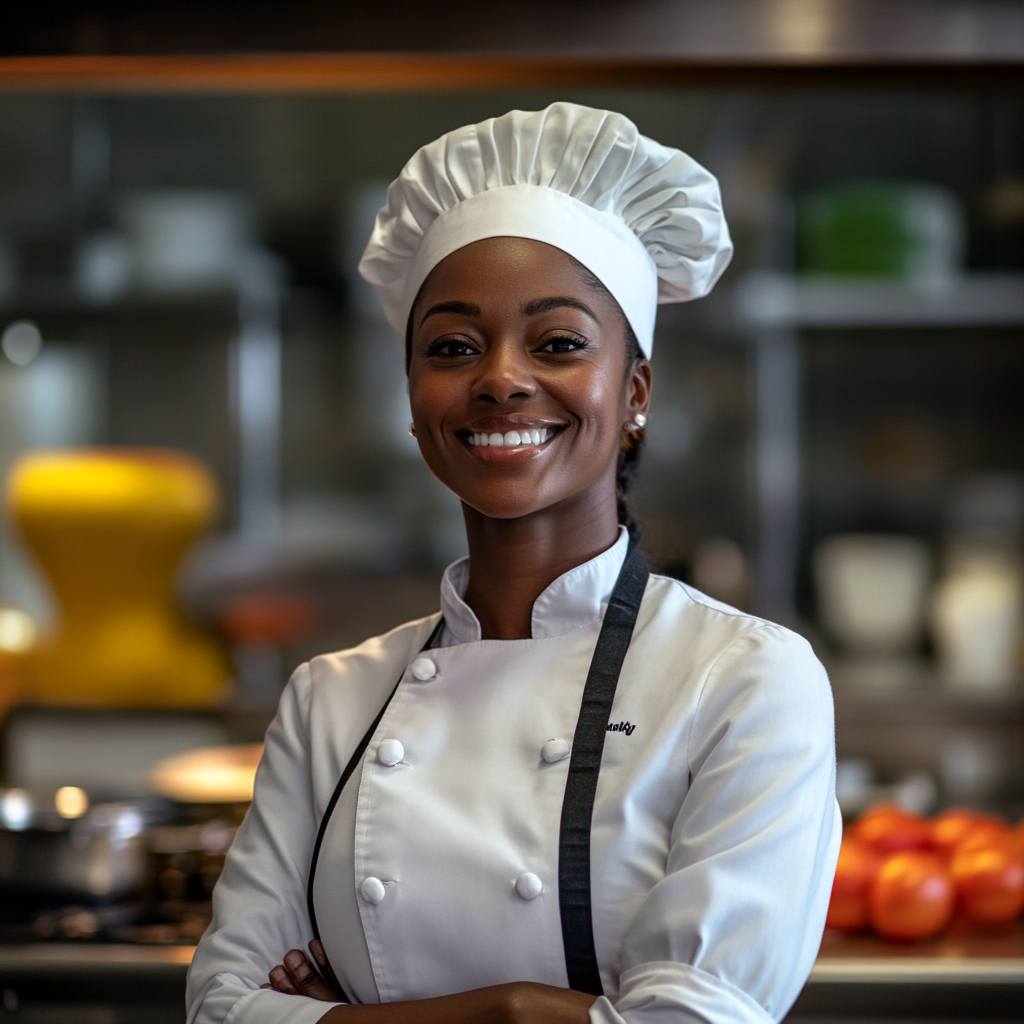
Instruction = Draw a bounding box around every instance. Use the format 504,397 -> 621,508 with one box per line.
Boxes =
319,981 -> 596,1024
263,953 -> 596,1024
262,940 -> 344,1001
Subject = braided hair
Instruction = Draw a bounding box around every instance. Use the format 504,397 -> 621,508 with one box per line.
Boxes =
573,262 -> 646,541
615,329 -> 646,540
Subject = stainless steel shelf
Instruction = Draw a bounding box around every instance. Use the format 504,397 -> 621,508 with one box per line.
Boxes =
810,957 -> 1024,984
736,272 -> 1024,330
0,942 -> 194,973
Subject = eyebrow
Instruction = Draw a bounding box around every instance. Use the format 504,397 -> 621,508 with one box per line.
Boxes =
419,295 -> 601,328
419,300 -> 482,325
523,296 -> 601,323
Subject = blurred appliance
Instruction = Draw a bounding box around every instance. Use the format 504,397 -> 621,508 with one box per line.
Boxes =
118,190 -> 256,294
7,448 -> 230,707
0,780 -> 243,944
0,788 -> 156,904
797,182 -> 964,282
4,708 -> 228,798
0,741 -> 259,943
814,534 -> 932,656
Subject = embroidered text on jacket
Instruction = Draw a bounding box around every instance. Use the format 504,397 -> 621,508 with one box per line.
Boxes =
606,721 -> 636,736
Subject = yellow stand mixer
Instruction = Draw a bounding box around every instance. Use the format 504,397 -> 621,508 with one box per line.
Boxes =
6,448 -> 229,708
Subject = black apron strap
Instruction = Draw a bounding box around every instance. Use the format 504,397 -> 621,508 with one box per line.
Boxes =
558,536 -> 649,997
306,616 -> 445,1003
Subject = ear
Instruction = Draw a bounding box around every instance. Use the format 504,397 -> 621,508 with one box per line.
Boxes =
625,358 -> 652,423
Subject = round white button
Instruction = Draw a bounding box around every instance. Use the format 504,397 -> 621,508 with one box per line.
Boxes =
410,657 -> 437,681
360,877 -> 386,905
541,738 -> 571,763
515,872 -> 543,900
377,739 -> 404,766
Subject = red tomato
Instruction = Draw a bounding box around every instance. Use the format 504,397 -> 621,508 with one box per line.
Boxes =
950,842 -> 1024,925
851,805 -> 932,855
954,817 -> 1014,856
869,851 -> 955,941
827,837 -> 882,932
930,807 -> 981,855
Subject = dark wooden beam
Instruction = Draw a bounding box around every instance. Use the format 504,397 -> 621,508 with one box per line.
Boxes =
0,52 -> 1022,94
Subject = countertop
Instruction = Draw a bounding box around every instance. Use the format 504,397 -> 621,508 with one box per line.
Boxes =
812,920 -> 1024,981
2,927 -> 1024,1021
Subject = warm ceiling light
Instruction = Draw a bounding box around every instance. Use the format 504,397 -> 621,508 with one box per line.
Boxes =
55,786 -> 89,819
0,608 -> 36,654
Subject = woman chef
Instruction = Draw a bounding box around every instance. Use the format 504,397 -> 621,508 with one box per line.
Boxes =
187,103 -> 841,1024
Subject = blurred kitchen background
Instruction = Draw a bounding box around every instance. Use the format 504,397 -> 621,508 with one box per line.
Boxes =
1,0 -> 1024,965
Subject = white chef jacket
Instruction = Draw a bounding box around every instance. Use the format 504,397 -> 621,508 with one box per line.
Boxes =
187,528 -> 841,1024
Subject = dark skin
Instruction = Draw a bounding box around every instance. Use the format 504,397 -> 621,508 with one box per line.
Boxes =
264,237 -> 652,1022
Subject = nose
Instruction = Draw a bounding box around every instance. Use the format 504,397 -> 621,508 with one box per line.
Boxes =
470,338 -> 535,405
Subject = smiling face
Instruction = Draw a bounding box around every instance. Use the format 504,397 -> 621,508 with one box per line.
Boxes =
407,236 -> 651,524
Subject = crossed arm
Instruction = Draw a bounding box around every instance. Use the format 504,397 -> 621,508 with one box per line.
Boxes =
263,942 -> 596,1024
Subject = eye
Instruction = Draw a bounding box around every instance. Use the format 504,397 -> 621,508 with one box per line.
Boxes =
425,336 -> 479,358
537,333 -> 589,354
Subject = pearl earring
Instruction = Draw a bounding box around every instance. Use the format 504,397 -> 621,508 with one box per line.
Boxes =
624,413 -> 646,432
408,423 -> 417,437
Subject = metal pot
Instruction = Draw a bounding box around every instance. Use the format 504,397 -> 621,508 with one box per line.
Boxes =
0,789 -> 157,902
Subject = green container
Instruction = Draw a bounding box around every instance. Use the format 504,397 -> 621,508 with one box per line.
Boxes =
797,182 -> 963,279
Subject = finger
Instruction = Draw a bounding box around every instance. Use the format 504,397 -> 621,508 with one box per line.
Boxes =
308,939 -> 328,969
260,983 -> 271,989
269,965 -> 299,995
308,940 -> 344,996
283,949 -> 339,1002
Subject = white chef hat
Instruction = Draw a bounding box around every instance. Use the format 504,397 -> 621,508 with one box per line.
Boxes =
358,102 -> 732,358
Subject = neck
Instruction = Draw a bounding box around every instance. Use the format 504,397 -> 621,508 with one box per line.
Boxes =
461,477 -> 621,641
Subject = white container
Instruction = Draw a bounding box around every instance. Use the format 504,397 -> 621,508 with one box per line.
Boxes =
931,556 -> 1021,690
119,190 -> 256,294
814,534 -> 931,655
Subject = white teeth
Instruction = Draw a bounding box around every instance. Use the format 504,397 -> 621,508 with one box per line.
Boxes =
467,428 -> 553,448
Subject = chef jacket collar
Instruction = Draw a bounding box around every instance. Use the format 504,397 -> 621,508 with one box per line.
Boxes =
438,526 -> 630,643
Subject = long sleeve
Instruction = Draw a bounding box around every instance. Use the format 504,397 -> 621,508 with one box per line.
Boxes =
591,623 -> 841,1024
186,663 -> 342,1024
